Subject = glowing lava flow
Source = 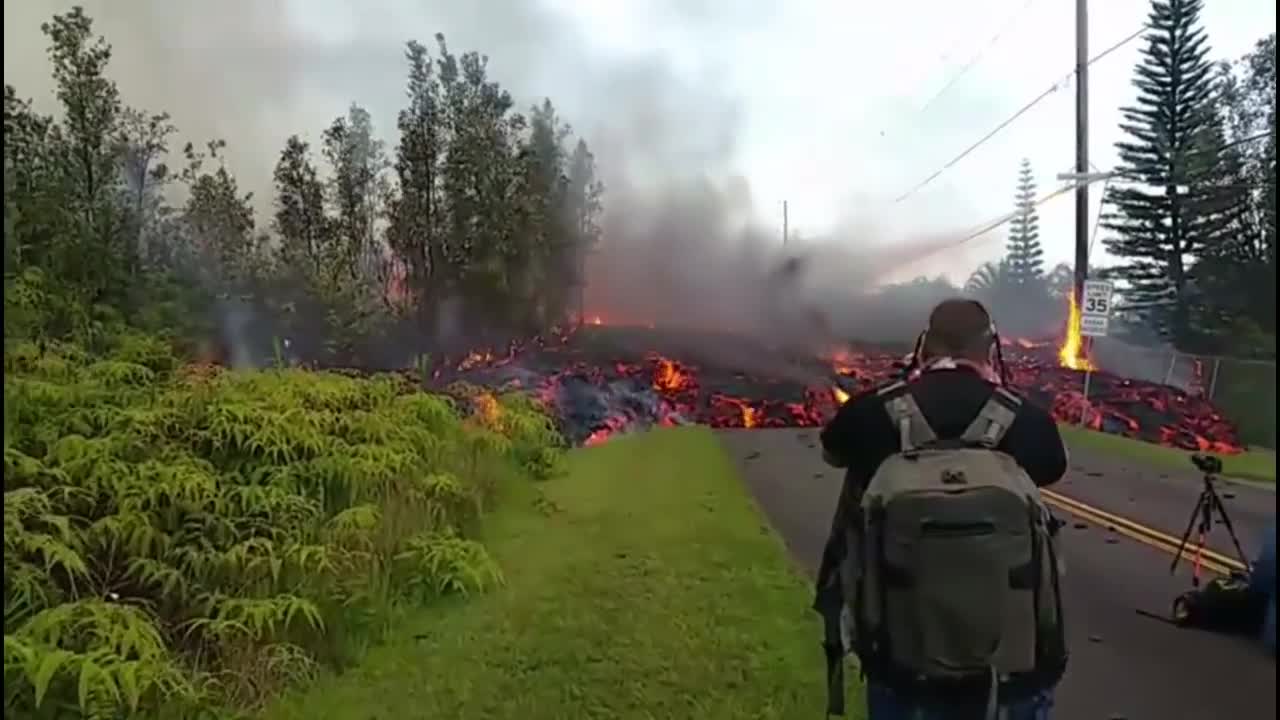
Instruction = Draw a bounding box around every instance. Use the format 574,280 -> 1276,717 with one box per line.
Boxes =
1058,292 -> 1096,371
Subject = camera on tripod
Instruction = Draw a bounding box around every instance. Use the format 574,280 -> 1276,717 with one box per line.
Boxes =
1162,451 -> 1259,627
1191,453 -> 1224,475
1171,452 -> 1249,584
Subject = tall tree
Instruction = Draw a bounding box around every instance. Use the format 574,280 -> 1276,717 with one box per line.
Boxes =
180,141 -> 258,289
3,85 -> 61,273
1190,34 -> 1276,346
41,7 -> 130,304
436,35 -> 524,327
1101,0 -> 1228,346
386,39 -> 447,318
117,108 -> 177,270
272,135 -> 332,286
516,99 -> 572,327
1005,158 -> 1045,287
565,139 -> 604,323
321,103 -> 390,284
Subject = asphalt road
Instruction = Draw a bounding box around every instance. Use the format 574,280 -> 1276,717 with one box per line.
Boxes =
718,428 -> 1276,720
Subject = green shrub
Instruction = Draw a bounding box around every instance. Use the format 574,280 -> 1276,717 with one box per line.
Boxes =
3,341 -> 566,718
1213,360 -> 1276,449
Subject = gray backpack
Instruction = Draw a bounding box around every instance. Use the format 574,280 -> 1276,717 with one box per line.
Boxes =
839,384 -> 1067,712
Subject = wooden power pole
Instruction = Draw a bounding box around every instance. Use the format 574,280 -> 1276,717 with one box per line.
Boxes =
783,200 -> 789,246
1073,0 -> 1090,304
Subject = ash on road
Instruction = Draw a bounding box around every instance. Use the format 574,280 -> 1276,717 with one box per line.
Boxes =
719,428 -> 1275,720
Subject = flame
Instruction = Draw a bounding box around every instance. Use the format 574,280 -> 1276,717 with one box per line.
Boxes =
742,404 -> 760,428
653,357 -> 693,392
1058,292 -> 1095,371
583,428 -> 613,446
458,351 -> 493,372
827,348 -> 863,376
587,315 -> 603,326
472,392 -> 502,427
832,386 -> 850,404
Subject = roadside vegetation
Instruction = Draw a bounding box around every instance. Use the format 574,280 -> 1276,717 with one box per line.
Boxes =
3,8 -> 584,716
1058,425 -> 1276,484
265,427 -> 849,720
3,334 -> 565,718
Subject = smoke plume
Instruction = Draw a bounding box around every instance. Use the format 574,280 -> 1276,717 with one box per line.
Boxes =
4,0 -> 996,366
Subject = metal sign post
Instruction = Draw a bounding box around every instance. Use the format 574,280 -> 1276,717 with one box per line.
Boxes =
1081,369 -> 1093,426
1078,279 -> 1112,427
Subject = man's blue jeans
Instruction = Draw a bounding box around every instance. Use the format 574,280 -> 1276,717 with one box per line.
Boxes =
867,684 -> 1054,720
1249,518 -> 1276,655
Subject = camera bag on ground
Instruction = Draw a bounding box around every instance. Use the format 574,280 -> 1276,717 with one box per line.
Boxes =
833,383 -> 1067,717
1173,572 -> 1269,633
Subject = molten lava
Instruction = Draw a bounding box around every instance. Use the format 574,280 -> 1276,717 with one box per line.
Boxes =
653,357 -> 693,392
423,323 -> 1243,454
1058,292 -> 1095,371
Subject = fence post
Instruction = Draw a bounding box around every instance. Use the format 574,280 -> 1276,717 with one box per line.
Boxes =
1207,357 -> 1222,400
1081,369 -> 1093,427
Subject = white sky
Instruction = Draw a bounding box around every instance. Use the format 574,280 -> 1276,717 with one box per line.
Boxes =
545,0 -> 1276,282
4,0 -> 1276,285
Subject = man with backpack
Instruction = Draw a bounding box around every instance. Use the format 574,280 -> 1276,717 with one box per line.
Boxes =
814,298 -> 1070,720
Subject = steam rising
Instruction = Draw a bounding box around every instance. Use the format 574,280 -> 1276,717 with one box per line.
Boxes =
4,0 -> 1028,366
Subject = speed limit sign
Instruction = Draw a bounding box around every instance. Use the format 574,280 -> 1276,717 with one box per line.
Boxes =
1080,280 -> 1113,336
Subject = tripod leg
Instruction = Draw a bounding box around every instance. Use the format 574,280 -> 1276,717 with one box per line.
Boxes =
1207,487 -> 1250,568
1187,500 -> 1211,587
1171,491 -> 1207,576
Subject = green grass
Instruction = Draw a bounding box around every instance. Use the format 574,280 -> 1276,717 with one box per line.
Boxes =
264,426 -> 856,720
1057,425 -> 1277,484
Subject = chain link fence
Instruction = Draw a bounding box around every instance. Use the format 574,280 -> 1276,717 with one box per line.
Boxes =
1088,337 -> 1276,449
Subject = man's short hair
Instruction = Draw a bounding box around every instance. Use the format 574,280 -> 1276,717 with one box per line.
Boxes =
924,299 -> 995,358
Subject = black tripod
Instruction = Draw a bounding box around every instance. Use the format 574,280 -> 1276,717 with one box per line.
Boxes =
1169,454 -> 1250,588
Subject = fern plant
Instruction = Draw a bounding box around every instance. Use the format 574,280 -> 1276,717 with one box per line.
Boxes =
4,337 -> 565,718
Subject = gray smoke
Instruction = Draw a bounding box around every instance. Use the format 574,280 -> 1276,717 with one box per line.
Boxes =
4,0 -> 990,367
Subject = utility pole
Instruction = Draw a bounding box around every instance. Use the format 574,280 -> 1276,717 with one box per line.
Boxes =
782,200 -> 789,246
1073,0 -> 1090,305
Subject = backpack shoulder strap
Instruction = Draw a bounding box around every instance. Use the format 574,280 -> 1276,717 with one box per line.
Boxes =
880,384 -> 937,452
960,386 -> 1023,448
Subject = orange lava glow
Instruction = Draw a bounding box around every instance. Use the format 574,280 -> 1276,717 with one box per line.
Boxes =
653,357 -> 693,392
1058,291 -> 1095,371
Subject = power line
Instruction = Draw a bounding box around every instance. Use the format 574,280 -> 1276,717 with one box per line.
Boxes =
892,24 -> 1149,205
957,183 -> 1077,248
917,129 -> 1275,270
916,0 -> 1039,116
892,183 -> 1080,278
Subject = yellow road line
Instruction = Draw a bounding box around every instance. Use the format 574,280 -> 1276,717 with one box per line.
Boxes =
1042,489 -> 1246,575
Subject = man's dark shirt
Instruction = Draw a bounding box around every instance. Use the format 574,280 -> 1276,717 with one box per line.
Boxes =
816,366 -> 1068,585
